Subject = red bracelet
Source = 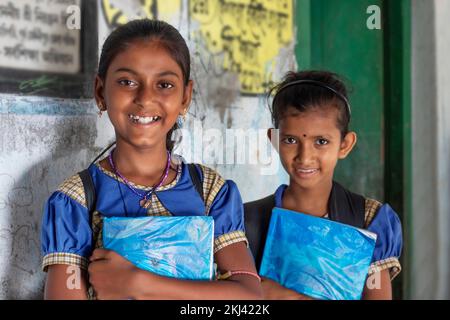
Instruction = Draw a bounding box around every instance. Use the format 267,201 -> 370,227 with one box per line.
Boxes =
217,270 -> 262,282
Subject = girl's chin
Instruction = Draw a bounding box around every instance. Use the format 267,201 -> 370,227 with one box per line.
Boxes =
290,172 -> 320,185
118,136 -> 165,150
291,179 -> 318,190
290,175 -> 335,192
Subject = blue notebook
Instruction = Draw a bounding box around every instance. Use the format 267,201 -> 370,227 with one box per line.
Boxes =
103,216 -> 215,280
259,207 -> 377,300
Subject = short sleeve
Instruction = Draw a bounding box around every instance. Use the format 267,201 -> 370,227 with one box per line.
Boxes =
366,203 -> 403,280
208,180 -> 248,254
40,174 -> 92,272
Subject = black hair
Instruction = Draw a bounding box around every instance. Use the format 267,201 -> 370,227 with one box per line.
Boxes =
97,19 -> 191,151
268,70 -> 351,138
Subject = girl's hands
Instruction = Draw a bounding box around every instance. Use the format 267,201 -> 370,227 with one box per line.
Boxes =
261,277 -> 313,300
88,249 -> 142,300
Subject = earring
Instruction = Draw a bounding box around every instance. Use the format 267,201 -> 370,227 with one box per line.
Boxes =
98,102 -> 105,118
176,114 -> 184,128
176,110 -> 187,127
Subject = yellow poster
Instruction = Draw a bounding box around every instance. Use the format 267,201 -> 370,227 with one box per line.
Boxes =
101,0 -> 181,28
190,0 -> 293,94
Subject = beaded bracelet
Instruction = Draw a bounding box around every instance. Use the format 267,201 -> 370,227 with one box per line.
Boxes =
217,270 -> 262,282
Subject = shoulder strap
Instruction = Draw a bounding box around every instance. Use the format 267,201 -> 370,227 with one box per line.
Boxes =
328,181 -> 366,228
78,142 -> 114,217
78,168 -> 96,224
188,163 -> 204,202
243,194 -> 275,270
89,141 -> 116,166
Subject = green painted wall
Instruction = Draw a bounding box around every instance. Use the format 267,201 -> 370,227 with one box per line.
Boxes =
296,0 -> 385,201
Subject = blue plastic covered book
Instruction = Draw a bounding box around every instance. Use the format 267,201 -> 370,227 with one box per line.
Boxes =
259,208 -> 377,300
103,216 -> 215,280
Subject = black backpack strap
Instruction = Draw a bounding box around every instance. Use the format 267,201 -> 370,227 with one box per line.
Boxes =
78,141 -> 114,218
78,168 -> 96,224
188,163 -> 204,202
80,142 -> 114,212
243,194 -> 276,270
90,141 -> 116,166
328,181 -> 365,228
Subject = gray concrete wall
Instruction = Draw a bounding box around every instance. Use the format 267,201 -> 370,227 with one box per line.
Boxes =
434,0 -> 450,299
411,0 -> 450,299
0,99 -> 113,299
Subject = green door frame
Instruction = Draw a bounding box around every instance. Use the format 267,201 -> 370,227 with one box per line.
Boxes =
382,0 -> 412,300
294,0 -> 412,299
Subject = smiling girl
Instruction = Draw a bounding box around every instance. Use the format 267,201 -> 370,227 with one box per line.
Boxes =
40,19 -> 262,300
244,70 -> 403,300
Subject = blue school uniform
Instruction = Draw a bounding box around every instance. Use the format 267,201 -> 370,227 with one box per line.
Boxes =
40,155 -> 248,274
271,184 -> 403,280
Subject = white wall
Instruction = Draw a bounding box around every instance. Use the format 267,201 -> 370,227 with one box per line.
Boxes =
434,0 -> 450,300
411,0 -> 450,299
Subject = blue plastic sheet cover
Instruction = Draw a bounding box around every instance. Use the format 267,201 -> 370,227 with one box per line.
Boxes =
259,207 -> 377,300
103,216 -> 215,280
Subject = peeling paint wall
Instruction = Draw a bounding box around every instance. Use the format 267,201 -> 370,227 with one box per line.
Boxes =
0,98 -> 115,298
0,0 -> 294,298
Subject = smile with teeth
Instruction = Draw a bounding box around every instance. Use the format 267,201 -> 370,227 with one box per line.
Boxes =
128,114 -> 161,124
296,168 -> 318,174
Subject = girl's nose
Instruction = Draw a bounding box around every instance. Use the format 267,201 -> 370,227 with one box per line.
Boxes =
295,142 -> 316,165
134,85 -> 158,109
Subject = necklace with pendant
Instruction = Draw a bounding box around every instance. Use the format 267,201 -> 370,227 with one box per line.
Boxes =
108,149 -> 171,208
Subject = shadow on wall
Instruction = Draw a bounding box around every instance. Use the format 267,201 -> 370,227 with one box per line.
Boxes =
1,112 -> 100,299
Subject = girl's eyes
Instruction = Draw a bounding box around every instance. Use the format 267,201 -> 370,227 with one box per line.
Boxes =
281,137 -> 330,146
117,79 -> 137,87
158,82 -> 174,89
117,80 -> 174,90
316,138 -> 329,146
282,137 -> 298,144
